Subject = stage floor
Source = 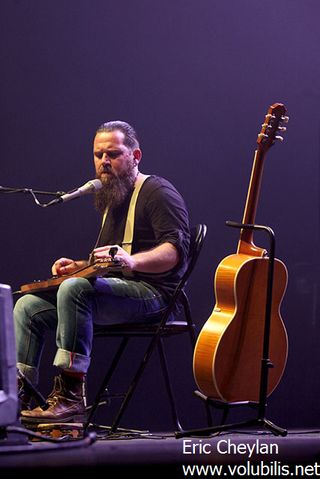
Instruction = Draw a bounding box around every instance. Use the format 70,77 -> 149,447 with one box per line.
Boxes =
0,425 -> 320,475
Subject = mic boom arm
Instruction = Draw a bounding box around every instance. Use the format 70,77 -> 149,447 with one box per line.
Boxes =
32,179 -> 103,208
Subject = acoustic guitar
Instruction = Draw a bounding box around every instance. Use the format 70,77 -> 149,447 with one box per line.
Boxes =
20,259 -> 122,294
193,103 -> 289,402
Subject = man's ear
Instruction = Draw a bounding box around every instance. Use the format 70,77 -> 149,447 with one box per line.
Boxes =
133,148 -> 142,164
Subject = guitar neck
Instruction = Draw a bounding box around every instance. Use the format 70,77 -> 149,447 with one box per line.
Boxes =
237,148 -> 267,257
236,103 -> 288,257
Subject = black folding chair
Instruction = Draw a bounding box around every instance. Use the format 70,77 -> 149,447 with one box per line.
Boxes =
84,224 -> 207,435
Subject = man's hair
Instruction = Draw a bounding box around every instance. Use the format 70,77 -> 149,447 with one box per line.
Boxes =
95,121 -> 140,150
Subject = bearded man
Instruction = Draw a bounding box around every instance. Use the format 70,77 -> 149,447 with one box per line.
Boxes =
14,121 -> 190,423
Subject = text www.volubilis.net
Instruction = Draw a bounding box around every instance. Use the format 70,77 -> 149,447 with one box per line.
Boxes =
182,460 -> 320,477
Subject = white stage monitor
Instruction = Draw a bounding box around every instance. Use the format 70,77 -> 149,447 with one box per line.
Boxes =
0,284 -> 18,426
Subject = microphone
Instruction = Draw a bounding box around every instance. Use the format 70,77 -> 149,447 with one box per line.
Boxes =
58,179 -> 102,203
45,179 -> 102,207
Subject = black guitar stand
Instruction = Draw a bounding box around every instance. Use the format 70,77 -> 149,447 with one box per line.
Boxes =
176,221 -> 287,439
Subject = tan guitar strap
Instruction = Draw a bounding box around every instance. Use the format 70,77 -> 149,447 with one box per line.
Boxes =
95,173 -> 150,256
121,173 -> 150,254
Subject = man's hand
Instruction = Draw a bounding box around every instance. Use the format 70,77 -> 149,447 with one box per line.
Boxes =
93,245 -> 134,271
93,242 -> 179,274
51,258 -> 87,276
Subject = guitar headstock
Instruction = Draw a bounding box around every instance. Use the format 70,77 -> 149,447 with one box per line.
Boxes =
257,103 -> 289,150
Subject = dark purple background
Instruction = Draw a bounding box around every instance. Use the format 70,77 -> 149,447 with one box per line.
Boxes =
1,0 -> 319,430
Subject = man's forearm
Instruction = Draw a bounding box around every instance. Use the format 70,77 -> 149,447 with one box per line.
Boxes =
131,242 -> 179,273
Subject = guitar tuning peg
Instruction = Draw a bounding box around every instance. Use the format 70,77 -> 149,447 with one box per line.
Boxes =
281,115 -> 289,123
275,135 -> 284,142
278,126 -> 287,132
258,133 -> 268,139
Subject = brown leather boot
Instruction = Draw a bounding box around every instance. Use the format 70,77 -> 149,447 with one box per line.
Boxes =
21,373 -> 86,424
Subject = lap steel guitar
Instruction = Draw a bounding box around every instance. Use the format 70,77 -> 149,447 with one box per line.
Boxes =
20,257 -> 123,294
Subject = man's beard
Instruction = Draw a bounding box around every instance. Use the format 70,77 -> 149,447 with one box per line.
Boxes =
94,163 -> 137,212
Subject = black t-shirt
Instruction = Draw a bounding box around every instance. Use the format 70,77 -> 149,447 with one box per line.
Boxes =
96,175 -> 190,300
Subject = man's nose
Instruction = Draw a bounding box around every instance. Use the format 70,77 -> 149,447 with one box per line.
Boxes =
102,153 -> 111,164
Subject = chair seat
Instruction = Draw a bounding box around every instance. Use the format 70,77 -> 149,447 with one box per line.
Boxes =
94,320 -> 193,337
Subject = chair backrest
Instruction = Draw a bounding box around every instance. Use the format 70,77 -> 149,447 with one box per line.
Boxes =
164,224 -> 207,317
183,224 -> 207,287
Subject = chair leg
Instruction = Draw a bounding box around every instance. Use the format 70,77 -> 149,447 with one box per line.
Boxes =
180,292 -> 197,346
84,337 -> 129,431
157,338 -> 183,431
109,331 -> 162,434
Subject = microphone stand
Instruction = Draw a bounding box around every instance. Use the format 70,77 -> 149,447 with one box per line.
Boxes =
0,185 -> 66,207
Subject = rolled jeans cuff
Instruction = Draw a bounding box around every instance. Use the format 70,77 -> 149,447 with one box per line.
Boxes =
17,362 -> 39,385
53,348 -> 91,374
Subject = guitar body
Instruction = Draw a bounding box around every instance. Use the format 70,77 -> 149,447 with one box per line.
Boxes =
193,254 -> 288,402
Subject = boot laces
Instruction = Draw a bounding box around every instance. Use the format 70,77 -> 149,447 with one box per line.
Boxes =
46,375 -> 65,404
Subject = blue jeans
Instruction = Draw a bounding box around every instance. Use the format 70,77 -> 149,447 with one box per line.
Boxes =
14,276 -> 167,384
